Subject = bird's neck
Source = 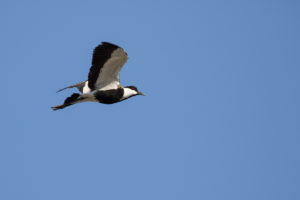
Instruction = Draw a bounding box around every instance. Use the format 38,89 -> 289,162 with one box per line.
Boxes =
121,88 -> 137,100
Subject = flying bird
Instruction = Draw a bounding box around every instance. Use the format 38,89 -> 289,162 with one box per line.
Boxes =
52,42 -> 145,111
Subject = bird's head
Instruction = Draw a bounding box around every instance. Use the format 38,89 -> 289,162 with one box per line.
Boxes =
122,86 -> 145,100
126,86 -> 145,96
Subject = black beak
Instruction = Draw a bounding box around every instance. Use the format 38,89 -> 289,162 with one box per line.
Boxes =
138,92 -> 145,96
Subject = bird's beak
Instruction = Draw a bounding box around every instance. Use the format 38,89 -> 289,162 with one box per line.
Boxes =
138,92 -> 145,96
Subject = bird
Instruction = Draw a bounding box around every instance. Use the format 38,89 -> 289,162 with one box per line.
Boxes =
52,42 -> 145,111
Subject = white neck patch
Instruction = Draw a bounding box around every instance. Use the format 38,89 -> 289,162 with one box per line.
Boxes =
121,88 -> 138,100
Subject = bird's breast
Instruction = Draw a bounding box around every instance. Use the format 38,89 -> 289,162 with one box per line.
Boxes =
94,88 -> 124,104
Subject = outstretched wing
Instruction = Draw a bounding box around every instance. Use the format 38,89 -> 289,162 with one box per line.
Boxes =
88,42 -> 128,91
56,81 -> 87,93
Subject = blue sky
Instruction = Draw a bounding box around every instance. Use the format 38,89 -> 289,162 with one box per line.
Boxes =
0,0 -> 299,199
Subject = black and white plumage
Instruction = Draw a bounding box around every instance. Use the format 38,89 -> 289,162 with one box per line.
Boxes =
52,42 -> 144,111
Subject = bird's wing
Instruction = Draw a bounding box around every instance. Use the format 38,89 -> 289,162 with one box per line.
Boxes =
56,81 -> 87,93
88,42 -> 128,91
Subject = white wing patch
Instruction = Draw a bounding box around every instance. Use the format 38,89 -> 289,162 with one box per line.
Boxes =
94,48 -> 128,90
82,81 -> 91,94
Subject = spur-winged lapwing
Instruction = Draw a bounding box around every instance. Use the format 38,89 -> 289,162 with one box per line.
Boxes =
52,42 -> 144,111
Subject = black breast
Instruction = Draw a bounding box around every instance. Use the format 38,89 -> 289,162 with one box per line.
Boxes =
94,88 -> 124,104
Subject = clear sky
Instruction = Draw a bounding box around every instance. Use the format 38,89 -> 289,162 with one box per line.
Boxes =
0,0 -> 299,200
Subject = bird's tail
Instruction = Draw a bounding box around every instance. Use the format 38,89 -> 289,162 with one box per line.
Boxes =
51,93 -> 81,111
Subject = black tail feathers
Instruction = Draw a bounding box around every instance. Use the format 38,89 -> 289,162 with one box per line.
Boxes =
64,93 -> 80,104
52,93 -> 80,111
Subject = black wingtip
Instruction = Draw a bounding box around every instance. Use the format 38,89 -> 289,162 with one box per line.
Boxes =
56,88 -> 67,93
101,41 -> 120,49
